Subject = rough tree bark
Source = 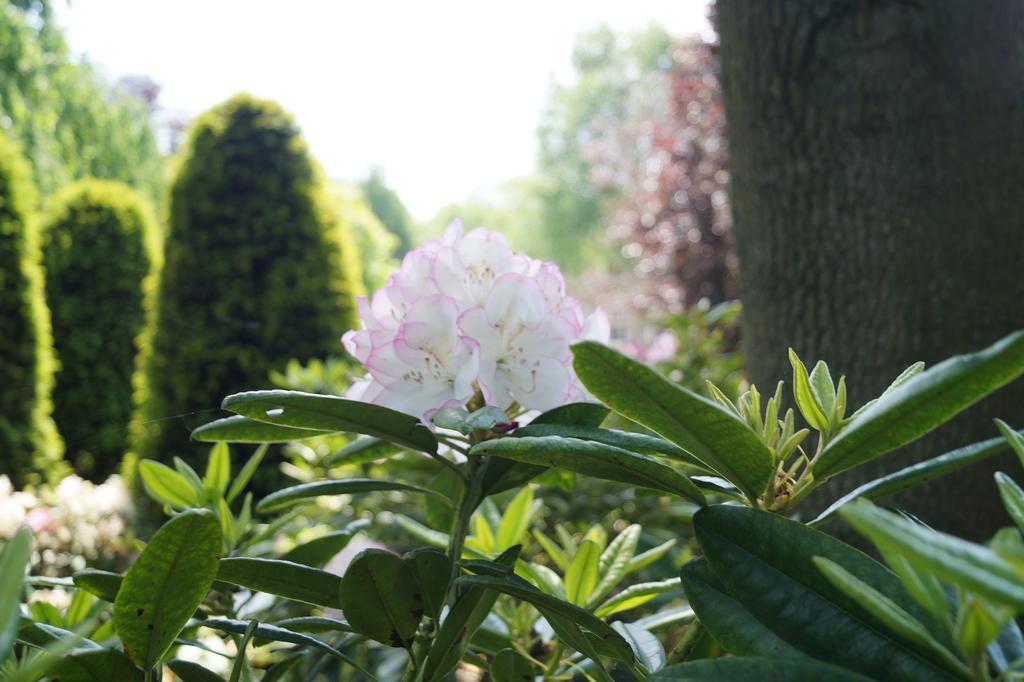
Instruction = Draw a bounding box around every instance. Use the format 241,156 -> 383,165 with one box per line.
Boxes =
716,0 -> 1024,539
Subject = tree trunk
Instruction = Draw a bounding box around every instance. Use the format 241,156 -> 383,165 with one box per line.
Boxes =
716,0 -> 1024,539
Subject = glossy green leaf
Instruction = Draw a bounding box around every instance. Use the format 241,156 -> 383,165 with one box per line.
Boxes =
590,524 -> 641,605
532,402 -> 609,427
841,499 -> 1024,610
168,660 -> 224,682
138,460 -> 198,509
809,360 -> 837,418
72,569 -> 122,602
217,557 -> 341,608
173,457 -> 204,491
815,330 -> 1024,479
812,432 -> 1022,526
0,528 -> 32,662
513,424 -> 705,469
996,472 -> 1024,533
256,478 -> 450,513
850,362 -> 927,420
113,509 -> 222,670
458,574 -> 634,664
191,415 -> 328,442
324,436 -> 402,466
693,506 -> 960,680
652,657 -> 874,681
533,529 -> 570,572
613,621 -> 666,673
201,617 -> 374,679
625,539 -> 677,573
632,605 -> 695,633
790,350 -> 829,431
496,487 -> 534,551
565,540 -> 600,606
404,547 -> 449,622
420,546 -> 521,682
595,577 -> 681,617
221,389 -> 438,453
43,647 -> 145,681
225,444 -> 267,504
204,443 -> 230,493
956,596 -> 1008,659
679,558 -> 804,658
997,419 -> 1024,467
281,528 -> 361,568
470,436 -> 706,505
490,647 -> 536,682
433,405 -> 511,434
571,341 -> 773,500
2,622 -> 91,682
340,549 -> 422,648
814,557 -> 968,677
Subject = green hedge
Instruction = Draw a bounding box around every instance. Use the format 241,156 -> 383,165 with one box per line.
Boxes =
0,133 -> 63,486
133,94 -> 362,478
43,180 -> 160,481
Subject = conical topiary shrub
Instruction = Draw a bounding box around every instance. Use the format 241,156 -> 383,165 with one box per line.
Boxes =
133,93 -> 362,477
43,179 -> 160,481
0,134 -> 63,486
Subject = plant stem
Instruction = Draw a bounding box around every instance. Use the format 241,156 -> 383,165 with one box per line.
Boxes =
542,641 -> 564,680
447,458 -> 483,605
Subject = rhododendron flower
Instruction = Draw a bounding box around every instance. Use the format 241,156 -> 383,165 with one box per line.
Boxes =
343,221 -> 609,420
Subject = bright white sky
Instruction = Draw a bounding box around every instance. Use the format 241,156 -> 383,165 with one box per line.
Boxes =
56,0 -> 710,219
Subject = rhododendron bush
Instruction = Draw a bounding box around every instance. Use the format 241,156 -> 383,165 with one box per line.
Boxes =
4,226 -> 1024,681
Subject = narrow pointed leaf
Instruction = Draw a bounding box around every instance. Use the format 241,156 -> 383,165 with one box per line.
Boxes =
790,350 -> 829,431
996,472 -> 1024,533
217,557 -> 341,608
490,647 -> 536,682
571,341 -> 772,500
221,389 -> 438,453
256,478 -> 450,513
811,432 -> 1022,526
513,424 -> 706,469
595,578 -> 681,618
652,657 -> 874,681
0,528 -> 32,662
72,569 -> 122,602
589,524 -> 641,605
226,444 -> 267,504
192,415 -> 327,442
841,499 -> 1024,610
815,330 -> 1024,479
138,460 -> 198,508
168,660 -> 224,682
113,509 -> 222,670
470,436 -> 706,505
324,436 -> 402,466
496,487 -> 534,551
204,443 -> 231,493
565,540 -> 600,606
281,529 -> 361,568
613,621 -> 666,673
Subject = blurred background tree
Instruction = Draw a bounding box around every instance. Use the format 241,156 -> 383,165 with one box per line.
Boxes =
0,0 -> 162,204
43,180 -> 160,482
359,167 -> 414,257
133,94 -> 362,482
717,0 -> 1024,538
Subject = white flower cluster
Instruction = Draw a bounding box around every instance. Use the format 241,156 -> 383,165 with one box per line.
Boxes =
0,474 -> 132,575
343,222 -> 609,420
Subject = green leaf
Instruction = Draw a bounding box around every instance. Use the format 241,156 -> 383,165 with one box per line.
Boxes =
532,402 -> 609,427
470,436 -> 706,505
613,621 -> 666,673
420,546 -> 521,682
533,529 -> 570,572
3,622 -> 92,682
404,547 -> 449,622
113,509 -> 222,670
632,605 -> 695,633
651,657 -> 874,681
595,578 -> 681,618
272,616 -> 353,634
811,432 -> 1021,526
340,549 -> 423,648
850,362 -> 927,420
72,569 -> 122,603
513,424 -> 705,469
217,557 -> 341,608
996,472 -> 1024,533
565,540 -> 600,606
814,557 -> 968,677
220,389 -> 438,453
496,486 -> 534,551
324,436 -> 402,466
996,419 -> 1024,468
168,660 -> 225,682
0,528 -> 32,662
458,574 -> 634,664
138,460 -> 198,509
281,527 -> 362,568
173,457 -> 204,492
255,478 -> 451,513
204,443 -> 231,493
679,558 -> 804,658
490,647 -> 536,682
201,617 -> 374,680
789,350 -> 829,431
571,341 -> 773,500
956,596 -> 1009,659
815,330 -> 1024,479
226,444 -> 267,504
841,499 -> 1024,610
810,360 -> 837,420
625,539 -> 677,573
192,414 -> 328,442
692,505 -> 961,680
589,524 -> 641,605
